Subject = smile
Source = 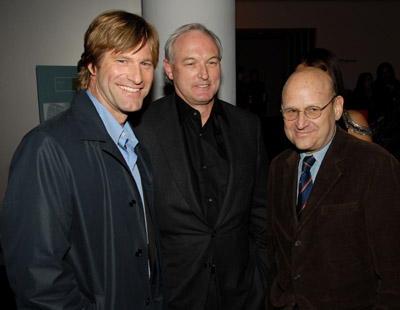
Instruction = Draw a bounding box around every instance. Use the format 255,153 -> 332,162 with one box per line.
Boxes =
296,130 -> 312,134
118,85 -> 141,93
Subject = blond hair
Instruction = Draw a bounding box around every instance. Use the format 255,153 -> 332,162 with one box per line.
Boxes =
76,10 -> 159,90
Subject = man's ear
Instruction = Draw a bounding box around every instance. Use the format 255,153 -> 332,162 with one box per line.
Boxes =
333,95 -> 344,121
88,63 -> 96,76
164,59 -> 173,80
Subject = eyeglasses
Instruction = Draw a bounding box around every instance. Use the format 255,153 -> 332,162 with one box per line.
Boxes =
281,96 -> 337,121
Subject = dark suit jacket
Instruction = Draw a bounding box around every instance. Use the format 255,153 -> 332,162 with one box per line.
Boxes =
133,94 -> 269,310
1,90 -> 165,310
267,127 -> 400,309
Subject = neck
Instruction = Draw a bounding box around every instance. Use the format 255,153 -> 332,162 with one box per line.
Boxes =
194,98 -> 215,126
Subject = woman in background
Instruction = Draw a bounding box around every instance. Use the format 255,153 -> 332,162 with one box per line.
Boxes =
297,48 -> 372,142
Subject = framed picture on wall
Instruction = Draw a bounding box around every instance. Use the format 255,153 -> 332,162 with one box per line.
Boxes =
36,65 -> 78,123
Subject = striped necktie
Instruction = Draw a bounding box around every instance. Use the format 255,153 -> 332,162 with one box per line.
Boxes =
297,155 -> 316,219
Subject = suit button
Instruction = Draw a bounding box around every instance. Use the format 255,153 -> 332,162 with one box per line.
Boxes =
145,297 -> 150,305
205,262 -> 216,273
129,200 -> 136,207
294,240 -> 302,247
211,264 -> 216,274
293,274 -> 301,281
135,249 -> 142,257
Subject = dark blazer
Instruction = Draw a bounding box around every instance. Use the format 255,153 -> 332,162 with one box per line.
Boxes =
133,94 -> 269,310
267,127 -> 400,309
1,90 -> 165,310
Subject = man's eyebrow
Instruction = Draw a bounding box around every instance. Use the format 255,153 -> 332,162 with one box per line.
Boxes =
182,57 -> 196,62
141,57 -> 154,63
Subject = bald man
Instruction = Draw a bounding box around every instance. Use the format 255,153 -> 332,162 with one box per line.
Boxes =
266,67 -> 400,309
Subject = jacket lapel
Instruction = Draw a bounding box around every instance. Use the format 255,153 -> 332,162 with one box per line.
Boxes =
73,90 -> 138,185
285,151 -> 301,231
213,114 -> 242,228
153,97 -> 206,222
135,144 -> 152,201
296,128 -> 347,233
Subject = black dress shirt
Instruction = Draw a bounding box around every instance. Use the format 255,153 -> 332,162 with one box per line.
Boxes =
176,95 -> 230,226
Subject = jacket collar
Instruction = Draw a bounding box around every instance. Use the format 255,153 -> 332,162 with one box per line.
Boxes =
71,90 -> 129,168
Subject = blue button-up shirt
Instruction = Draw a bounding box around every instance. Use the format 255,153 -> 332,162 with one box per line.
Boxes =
297,128 -> 336,198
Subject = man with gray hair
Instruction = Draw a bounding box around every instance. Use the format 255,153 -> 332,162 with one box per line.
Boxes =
134,23 -> 269,310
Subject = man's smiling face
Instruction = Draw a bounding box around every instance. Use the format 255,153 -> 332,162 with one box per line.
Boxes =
88,43 -> 154,125
164,30 -> 221,110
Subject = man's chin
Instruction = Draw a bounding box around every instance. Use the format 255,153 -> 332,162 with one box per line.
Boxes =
293,141 -> 312,153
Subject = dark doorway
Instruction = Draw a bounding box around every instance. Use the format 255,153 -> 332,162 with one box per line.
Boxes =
236,28 -> 315,117
236,28 -> 315,159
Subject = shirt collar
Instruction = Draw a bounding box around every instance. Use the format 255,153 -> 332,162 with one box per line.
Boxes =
299,127 -> 337,164
175,93 -> 229,125
86,90 -> 139,148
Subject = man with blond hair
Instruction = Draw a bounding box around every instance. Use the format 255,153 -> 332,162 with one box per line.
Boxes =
2,10 -> 165,309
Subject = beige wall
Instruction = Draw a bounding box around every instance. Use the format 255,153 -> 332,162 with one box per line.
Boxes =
0,0 -> 141,202
236,1 -> 400,91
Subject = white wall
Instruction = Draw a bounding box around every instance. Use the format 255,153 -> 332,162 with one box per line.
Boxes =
236,1 -> 400,91
0,0 -> 142,202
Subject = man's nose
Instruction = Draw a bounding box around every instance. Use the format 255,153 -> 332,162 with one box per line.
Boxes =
296,111 -> 309,129
198,64 -> 209,80
127,64 -> 143,84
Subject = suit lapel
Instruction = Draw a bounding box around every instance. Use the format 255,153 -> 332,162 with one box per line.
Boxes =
285,151 -> 301,231
153,97 -> 206,222
214,114 -> 242,228
296,128 -> 347,233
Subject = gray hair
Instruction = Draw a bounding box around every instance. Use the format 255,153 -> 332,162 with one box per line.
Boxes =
164,23 -> 223,64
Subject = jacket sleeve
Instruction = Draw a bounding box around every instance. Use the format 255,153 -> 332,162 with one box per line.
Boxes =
248,118 -> 269,296
368,152 -> 400,309
1,131 -> 94,309
265,158 -> 278,310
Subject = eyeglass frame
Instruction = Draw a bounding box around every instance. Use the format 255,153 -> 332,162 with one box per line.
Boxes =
280,95 -> 338,121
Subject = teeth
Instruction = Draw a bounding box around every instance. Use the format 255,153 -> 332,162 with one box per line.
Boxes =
119,85 -> 140,92
198,85 -> 209,88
